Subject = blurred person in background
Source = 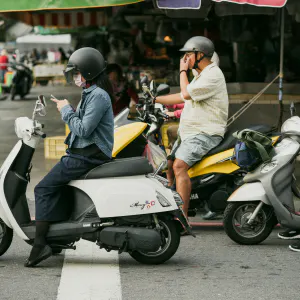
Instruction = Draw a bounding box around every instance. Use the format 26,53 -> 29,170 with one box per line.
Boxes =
59,47 -> 67,64
107,63 -> 139,116
0,49 -> 8,83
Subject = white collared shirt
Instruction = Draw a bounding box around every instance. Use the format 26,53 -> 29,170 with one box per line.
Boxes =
179,63 -> 229,140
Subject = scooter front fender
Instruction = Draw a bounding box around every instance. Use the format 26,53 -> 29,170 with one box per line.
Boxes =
228,182 -> 271,205
0,141 -> 22,228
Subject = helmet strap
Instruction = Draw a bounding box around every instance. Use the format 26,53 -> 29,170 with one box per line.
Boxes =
193,51 -> 205,69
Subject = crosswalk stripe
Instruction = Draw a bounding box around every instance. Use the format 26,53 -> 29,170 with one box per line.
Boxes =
56,240 -> 122,300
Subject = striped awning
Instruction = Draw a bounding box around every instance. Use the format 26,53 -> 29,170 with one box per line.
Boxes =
1,10 -> 109,28
31,11 -> 107,28
0,1 -> 143,12
0,0 -> 143,28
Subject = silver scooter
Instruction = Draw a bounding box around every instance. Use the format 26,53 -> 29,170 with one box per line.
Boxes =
223,104 -> 300,245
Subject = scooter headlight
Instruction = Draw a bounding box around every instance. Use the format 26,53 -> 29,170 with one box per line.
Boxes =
156,191 -> 171,207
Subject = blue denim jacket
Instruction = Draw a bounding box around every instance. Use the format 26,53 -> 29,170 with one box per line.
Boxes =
60,85 -> 114,158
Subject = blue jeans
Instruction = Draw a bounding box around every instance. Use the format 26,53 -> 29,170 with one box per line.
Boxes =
34,155 -> 99,222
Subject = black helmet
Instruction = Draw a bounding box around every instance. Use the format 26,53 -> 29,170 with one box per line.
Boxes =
64,47 -> 107,83
180,36 -> 215,58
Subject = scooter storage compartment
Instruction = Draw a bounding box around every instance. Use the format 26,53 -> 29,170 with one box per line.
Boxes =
99,227 -> 161,252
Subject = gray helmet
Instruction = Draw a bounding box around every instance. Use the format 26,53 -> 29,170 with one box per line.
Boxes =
64,47 -> 107,83
180,36 -> 215,58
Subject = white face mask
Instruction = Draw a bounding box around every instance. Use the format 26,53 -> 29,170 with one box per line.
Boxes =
73,74 -> 86,88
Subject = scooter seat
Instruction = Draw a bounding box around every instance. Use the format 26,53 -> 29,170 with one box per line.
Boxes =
80,157 -> 154,180
204,124 -> 274,157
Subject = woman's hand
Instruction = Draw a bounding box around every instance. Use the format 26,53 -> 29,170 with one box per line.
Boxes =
51,98 -> 70,112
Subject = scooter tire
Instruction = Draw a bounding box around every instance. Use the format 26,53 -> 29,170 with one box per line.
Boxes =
223,202 -> 277,245
0,220 -> 13,256
129,220 -> 180,265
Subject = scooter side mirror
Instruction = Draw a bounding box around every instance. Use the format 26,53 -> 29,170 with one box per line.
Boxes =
38,95 -> 47,107
140,76 -> 148,85
150,80 -> 157,93
156,84 -> 170,96
290,102 -> 296,117
32,95 -> 47,119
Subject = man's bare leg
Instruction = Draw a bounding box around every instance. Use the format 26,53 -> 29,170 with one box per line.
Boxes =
173,159 -> 191,217
166,159 -> 175,187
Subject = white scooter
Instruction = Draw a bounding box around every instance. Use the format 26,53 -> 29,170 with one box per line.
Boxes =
223,104 -> 300,245
0,96 -> 193,265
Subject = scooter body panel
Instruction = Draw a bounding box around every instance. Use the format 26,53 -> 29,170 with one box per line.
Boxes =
228,182 -> 271,205
227,137 -> 300,230
188,136 -> 280,179
113,122 -> 147,157
68,175 -> 177,218
0,141 -> 29,239
188,148 -> 238,178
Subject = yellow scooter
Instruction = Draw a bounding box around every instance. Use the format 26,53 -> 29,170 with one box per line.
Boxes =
112,79 -> 280,216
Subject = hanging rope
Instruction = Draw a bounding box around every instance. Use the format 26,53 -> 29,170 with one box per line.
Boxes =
226,74 -> 280,128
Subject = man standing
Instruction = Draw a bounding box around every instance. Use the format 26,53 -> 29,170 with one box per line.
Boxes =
155,36 -> 228,217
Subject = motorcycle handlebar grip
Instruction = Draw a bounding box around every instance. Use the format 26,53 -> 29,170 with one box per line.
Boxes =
35,130 -> 46,138
157,111 -> 169,119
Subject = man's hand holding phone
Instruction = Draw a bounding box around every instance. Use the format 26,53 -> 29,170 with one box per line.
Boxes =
180,54 -> 190,73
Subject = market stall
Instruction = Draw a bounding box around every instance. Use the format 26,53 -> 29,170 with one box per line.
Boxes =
15,34 -> 72,85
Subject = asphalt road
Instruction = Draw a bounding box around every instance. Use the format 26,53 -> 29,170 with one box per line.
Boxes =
0,228 -> 298,300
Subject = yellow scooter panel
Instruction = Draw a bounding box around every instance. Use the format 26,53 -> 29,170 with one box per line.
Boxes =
113,122 -> 147,157
188,149 -> 238,178
188,136 -> 280,179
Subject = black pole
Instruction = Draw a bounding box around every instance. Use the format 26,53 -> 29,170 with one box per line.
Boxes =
277,8 -> 285,130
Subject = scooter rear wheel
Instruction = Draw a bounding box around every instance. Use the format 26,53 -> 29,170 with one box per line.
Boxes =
0,219 -> 13,256
224,202 -> 277,245
129,220 -> 180,265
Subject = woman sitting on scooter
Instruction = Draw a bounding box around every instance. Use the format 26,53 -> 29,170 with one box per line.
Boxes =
25,48 -> 114,267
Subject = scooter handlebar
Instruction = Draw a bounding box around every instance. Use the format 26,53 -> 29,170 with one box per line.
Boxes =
157,111 -> 169,120
35,130 -> 46,138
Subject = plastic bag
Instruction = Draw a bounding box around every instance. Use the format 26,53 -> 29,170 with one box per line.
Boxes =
143,141 -> 167,171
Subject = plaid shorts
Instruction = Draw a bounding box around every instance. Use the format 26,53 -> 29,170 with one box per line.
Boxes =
168,133 -> 222,167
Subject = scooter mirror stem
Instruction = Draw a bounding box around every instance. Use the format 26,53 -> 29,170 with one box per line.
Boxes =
290,102 -> 296,117
153,162 -> 165,177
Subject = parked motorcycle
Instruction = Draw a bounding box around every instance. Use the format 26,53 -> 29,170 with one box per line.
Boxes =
0,95 -> 193,265
9,63 -> 33,100
223,104 -> 300,245
1,63 -> 33,100
112,77 -> 280,217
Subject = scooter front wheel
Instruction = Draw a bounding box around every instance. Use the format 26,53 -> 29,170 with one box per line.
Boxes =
0,219 -> 13,256
224,202 -> 277,245
129,219 -> 180,265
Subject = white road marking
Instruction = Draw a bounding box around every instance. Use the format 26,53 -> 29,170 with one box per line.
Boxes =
57,240 -> 122,300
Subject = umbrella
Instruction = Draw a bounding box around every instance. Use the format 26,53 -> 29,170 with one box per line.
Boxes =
156,0 -> 287,8
213,0 -> 287,7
